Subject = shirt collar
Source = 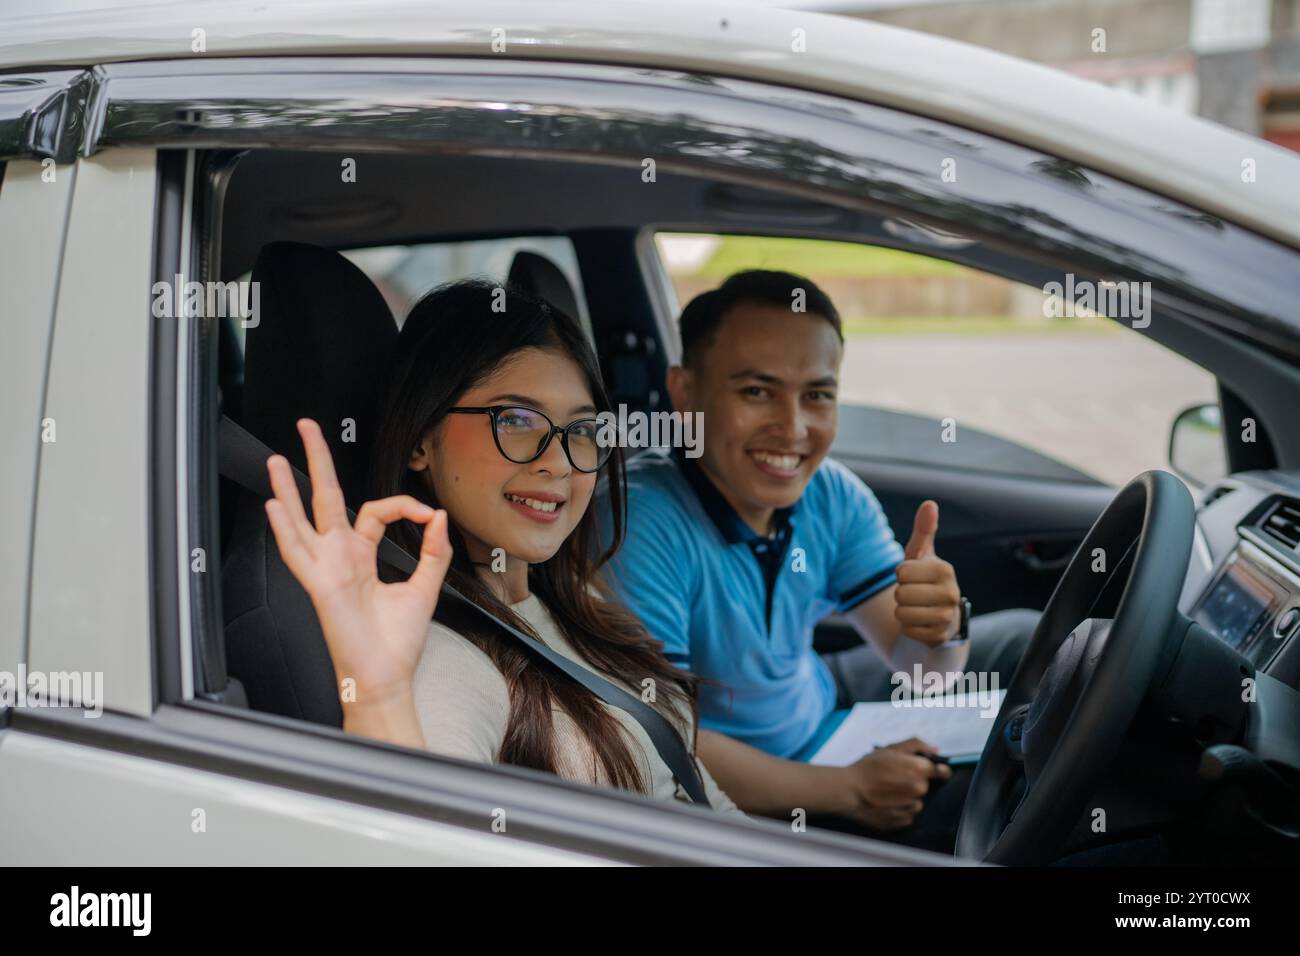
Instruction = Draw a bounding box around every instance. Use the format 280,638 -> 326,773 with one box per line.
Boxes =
672,448 -> 796,545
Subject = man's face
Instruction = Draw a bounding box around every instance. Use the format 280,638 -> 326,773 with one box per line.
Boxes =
668,301 -> 842,523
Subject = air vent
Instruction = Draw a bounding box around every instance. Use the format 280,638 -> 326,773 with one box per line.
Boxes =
1203,483 -> 1237,505
1259,497 -> 1300,553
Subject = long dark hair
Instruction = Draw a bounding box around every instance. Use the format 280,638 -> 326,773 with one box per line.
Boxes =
371,278 -> 697,793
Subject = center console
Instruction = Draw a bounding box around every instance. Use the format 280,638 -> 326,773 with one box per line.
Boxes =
1191,495 -> 1300,676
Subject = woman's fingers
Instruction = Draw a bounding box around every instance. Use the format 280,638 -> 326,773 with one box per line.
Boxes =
352,496 -> 450,605
297,419 -> 348,534
265,498 -> 314,582
354,495 -> 436,545
266,454 -> 312,537
409,509 -> 453,604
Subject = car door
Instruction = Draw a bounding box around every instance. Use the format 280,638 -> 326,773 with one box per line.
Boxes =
834,409 -> 1115,619
3,60 -> 942,866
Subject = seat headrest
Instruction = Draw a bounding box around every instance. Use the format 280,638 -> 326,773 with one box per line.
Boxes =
242,242 -> 397,508
508,250 -> 580,321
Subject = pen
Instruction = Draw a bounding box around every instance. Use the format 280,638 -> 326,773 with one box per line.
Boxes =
872,745 -> 951,766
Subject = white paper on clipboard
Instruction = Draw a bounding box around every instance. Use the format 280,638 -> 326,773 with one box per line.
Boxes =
809,689 -> 1007,766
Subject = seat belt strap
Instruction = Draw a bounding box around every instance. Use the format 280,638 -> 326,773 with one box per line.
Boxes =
218,415 -> 711,807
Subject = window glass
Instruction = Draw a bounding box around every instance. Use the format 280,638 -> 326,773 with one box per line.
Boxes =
342,236 -> 588,331
655,233 -> 1219,487
229,235 -> 589,354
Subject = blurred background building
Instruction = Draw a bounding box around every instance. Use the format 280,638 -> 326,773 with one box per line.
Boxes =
777,0 -> 1300,150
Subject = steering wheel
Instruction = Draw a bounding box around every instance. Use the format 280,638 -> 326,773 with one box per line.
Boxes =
955,470 -> 1195,864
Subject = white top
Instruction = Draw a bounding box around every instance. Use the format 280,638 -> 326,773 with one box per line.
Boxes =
412,591 -> 742,815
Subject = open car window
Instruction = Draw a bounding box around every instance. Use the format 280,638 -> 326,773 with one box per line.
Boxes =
655,233 -> 1220,487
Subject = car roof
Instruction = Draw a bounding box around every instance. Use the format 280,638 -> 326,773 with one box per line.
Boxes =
5,0 -> 1300,249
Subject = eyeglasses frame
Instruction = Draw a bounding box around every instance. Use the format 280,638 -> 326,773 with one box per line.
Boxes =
445,405 -> 612,473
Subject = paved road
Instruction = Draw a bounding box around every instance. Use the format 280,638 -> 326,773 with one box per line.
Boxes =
839,332 -> 1219,487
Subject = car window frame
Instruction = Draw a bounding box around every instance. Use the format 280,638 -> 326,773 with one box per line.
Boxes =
70,54 -> 1300,862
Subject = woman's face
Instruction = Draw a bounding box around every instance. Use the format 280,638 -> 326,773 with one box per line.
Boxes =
409,347 -> 600,567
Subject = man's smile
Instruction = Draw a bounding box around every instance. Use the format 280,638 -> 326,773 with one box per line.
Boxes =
747,449 -> 807,478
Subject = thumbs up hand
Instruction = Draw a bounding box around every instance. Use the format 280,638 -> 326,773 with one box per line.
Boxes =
894,500 -> 962,646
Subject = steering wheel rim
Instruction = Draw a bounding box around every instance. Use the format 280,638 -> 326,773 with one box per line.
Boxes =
955,470 -> 1195,865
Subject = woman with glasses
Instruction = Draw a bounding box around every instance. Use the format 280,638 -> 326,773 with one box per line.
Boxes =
263,279 -> 739,811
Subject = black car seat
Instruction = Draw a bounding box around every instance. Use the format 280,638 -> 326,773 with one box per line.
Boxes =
507,249 -> 581,325
504,248 -> 671,463
222,242 -> 397,726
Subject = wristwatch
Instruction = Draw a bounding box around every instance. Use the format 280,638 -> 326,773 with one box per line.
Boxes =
943,596 -> 971,647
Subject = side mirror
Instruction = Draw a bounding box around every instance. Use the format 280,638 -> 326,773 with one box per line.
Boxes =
1168,403 -> 1228,487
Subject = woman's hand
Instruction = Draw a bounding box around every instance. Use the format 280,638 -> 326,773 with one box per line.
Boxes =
264,418 -> 451,747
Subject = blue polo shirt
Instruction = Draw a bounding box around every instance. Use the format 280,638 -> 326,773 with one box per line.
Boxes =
598,450 -> 904,759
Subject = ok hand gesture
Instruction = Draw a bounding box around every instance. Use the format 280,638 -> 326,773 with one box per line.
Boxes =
264,419 -> 451,741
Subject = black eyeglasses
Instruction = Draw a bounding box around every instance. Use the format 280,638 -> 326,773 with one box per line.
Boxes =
447,405 -> 613,473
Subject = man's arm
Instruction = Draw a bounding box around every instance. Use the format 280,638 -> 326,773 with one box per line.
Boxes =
697,729 -> 850,817
844,500 -> 970,685
848,582 -> 970,681
698,729 -> 950,826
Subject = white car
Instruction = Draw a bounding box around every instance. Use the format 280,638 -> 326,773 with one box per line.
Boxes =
2,0 -> 1299,866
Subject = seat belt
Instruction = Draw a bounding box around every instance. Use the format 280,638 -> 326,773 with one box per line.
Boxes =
218,414 -> 711,807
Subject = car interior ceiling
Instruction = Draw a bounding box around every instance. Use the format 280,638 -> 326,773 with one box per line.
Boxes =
215,149 -> 1278,371
213,148 -> 1064,285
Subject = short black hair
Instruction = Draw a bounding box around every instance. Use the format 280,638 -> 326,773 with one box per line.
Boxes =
677,269 -> 842,366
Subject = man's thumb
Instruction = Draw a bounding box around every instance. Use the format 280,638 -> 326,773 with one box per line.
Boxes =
904,500 -> 939,560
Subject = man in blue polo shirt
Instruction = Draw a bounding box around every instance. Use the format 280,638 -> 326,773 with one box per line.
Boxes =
599,270 -> 1037,847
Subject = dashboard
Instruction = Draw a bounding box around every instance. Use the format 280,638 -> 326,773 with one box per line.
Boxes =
1184,476 -> 1300,688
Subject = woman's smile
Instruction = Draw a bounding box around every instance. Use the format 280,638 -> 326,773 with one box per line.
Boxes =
503,489 -> 568,523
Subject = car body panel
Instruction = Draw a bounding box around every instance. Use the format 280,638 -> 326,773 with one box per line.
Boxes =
2,703 -> 946,865
1,1 -> 1299,249
0,159 -> 76,677
0,729 -> 608,865
28,147 -> 156,717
